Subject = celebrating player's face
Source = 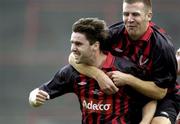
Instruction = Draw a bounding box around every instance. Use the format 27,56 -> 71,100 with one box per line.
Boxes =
123,2 -> 152,40
70,32 -> 95,64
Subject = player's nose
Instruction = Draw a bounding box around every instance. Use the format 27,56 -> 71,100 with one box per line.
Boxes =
71,44 -> 78,52
127,14 -> 135,22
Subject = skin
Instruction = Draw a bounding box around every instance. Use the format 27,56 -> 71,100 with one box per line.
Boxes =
176,48 -> 180,123
30,30 -> 159,124
151,117 -> 171,124
68,2 -> 171,124
69,53 -> 119,95
110,3 -> 169,123
176,48 -> 180,75
70,32 -> 107,68
122,2 -> 152,40
104,2 -> 167,100
67,2 -> 178,124
70,32 -> 96,65
69,2 -> 154,96
29,88 -> 49,107
29,32 -> 107,107
140,100 -> 157,124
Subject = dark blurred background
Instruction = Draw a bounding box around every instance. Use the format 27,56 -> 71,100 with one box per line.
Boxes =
0,0 -> 180,124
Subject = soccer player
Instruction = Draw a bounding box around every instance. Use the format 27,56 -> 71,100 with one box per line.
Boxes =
29,17 -> 157,124
176,48 -> 180,124
177,48 -> 180,75
69,0 -> 178,124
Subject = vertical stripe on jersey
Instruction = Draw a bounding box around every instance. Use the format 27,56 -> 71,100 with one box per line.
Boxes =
73,58 -> 132,124
99,95 -> 107,124
89,78 -> 96,124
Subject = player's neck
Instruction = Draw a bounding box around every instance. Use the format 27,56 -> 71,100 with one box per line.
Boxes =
94,52 -> 107,68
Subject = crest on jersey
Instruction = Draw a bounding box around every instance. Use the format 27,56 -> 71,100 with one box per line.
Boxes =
78,81 -> 87,86
139,55 -> 149,66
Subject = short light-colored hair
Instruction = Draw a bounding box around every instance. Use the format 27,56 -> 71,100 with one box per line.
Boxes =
123,0 -> 152,12
72,18 -> 109,50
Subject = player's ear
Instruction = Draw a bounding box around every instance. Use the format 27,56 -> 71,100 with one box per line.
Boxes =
92,41 -> 100,51
147,11 -> 152,21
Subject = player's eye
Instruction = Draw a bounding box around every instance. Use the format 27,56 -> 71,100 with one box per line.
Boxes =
132,13 -> 140,17
123,12 -> 129,17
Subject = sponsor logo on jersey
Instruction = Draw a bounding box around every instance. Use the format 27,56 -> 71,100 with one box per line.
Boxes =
82,99 -> 112,113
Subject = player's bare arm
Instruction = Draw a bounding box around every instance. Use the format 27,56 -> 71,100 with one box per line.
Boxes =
29,88 -> 50,107
140,100 -> 157,124
69,53 -> 119,95
108,71 -> 167,100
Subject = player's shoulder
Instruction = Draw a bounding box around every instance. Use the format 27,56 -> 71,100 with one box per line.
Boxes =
109,21 -> 124,29
150,22 -> 172,43
56,64 -> 79,78
109,21 -> 125,33
108,21 -> 125,43
150,22 -> 174,51
59,64 -> 74,72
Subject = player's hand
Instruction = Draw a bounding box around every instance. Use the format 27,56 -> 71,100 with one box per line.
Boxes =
96,73 -> 119,95
29,88 -> 49,107
107,71 -> 130,86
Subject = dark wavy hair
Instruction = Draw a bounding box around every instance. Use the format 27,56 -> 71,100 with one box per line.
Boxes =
72,18 -> 109,51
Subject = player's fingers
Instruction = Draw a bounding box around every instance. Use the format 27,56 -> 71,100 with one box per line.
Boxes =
39,90 -> 50,99
36,93 -> 47,101
36,96 -> 46,103
108,81 -> 119,93
103,89 -> 114,95
112,85 -> 119,92
39,90 -> 48,96
104,86 -> 118,95
35,100 -> 45,105
106,72 -> 113,78
29,88 -> 46,107
111,74 -> 117,81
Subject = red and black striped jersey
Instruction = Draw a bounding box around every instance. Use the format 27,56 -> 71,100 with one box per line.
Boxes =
107,21 -> 177,89
107,21 -> 179,113
39,53 -> 149,124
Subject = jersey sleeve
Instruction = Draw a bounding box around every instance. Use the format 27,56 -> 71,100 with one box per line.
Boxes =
151,34 -> 177,88
39,65 -> 75,99
105,21 -> 125,51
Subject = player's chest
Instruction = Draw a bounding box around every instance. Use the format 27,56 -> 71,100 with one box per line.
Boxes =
112,40 -> 153,72
74,77 -> 104,98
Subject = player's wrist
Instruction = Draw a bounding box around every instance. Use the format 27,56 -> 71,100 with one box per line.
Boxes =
123,74 -> 135,86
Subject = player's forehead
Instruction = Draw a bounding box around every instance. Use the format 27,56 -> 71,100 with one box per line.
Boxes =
70,32 -> 88,43
123,2 -> 146,14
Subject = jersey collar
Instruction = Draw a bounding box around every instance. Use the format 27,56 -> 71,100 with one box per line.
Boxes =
102,52 -> 115,69
124,22 -> 153,43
